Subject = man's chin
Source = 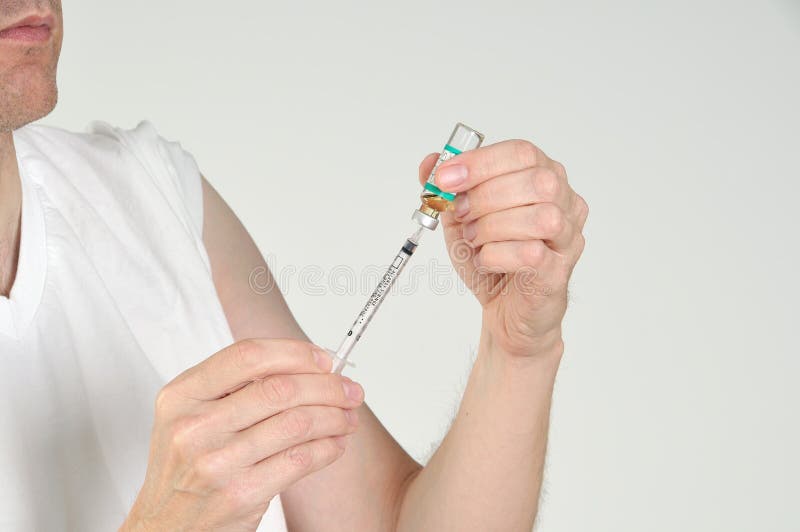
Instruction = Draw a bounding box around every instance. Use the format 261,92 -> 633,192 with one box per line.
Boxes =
0,84 -> 58,132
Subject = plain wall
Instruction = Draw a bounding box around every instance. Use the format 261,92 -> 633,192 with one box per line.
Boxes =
46,1 -> 799,530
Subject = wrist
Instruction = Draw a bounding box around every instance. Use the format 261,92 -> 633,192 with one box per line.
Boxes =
475,330 -> 562,390
479,319 -> 564,364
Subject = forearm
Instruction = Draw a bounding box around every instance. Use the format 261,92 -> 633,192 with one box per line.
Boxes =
396,324 -> 562,532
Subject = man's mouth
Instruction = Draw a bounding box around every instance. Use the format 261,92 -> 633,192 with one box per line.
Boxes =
0,15 -> 54,43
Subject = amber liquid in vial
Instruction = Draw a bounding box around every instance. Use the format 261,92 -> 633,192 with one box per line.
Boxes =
421,192 -> 452,213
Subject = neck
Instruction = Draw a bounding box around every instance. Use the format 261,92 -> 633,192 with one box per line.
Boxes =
0,131 -> 22,297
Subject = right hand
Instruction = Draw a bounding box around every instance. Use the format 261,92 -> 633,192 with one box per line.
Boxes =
120,338 -> 364,531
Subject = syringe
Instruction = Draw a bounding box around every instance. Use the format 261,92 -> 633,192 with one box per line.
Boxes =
330,227 -> 424,373
330,123 -> 485,374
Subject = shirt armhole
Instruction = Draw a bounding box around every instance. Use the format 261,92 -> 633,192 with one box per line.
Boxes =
154,129 -> 205,239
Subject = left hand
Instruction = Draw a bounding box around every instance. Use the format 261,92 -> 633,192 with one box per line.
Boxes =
417,140 -> 588,358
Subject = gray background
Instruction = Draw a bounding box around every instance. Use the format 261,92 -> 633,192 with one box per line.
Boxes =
46,1 -> 799,530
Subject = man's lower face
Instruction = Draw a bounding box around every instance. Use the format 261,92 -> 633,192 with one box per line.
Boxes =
0,0 -> 63,131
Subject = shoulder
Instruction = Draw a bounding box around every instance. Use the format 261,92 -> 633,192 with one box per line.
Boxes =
16,119 -> 197,178
31,120 -> 204,236
14,120 -> 119,157
88,120 -> 206,234
17,119 -> 206,251
84,120 -> 193,174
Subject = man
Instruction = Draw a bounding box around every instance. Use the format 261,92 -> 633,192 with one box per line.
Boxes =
0,1 -> 588,530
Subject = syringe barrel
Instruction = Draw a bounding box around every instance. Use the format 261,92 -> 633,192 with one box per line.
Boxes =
332,236 -> 419,374
413,123 -> 485,230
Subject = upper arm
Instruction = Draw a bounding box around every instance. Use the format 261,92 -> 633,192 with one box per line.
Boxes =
201,176 -> 305,342
199,176 -> 422,531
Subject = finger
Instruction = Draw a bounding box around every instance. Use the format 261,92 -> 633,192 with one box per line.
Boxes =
227,405 -> 358,467
452,166 -> 570,224
473,240 -> 551,272
418,152 -> 440,187
172,338 -> 332,401
433,139 -> 546,194
462,203 -> 574,252
237,436 -> 349,506
212,373 -> 364,432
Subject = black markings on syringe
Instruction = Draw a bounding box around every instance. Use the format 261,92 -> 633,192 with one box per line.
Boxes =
351,247 -> 414,330
335,236 -> 420,365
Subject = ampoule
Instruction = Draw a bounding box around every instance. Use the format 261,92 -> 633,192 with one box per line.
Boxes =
412,123 -> 485,230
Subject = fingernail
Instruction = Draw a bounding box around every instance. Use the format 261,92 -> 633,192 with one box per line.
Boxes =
342,379 -> 364,402
436,165 -> 467,189
463,222 -> 477,242
345,409 -> 359,426
313,347 -> 332,371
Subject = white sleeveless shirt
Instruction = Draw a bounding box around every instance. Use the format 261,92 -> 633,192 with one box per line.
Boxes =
0,121 -> 286,531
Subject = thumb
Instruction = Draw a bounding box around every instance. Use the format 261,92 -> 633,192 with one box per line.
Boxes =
418,152 -> 440,186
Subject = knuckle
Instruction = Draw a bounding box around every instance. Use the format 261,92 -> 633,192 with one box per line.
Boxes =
280,409 -> 313,440
280,338 -> 308,357
552,160 -> 567,178
575,194 -> 589,220
534,168 -> 560,200
259,375 -> 297,407
315,439 -> 343,467
539,204 -> 565,236
513,139 -> 539,166
195,451 -> 228,482
287,445 -> 314,472
154,384 -> 178,415
324,437 -> 346,461
233,338 -> 263,372
575,233 -> 586,256
184,451 -> 229,492
167,416 -> 205,458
